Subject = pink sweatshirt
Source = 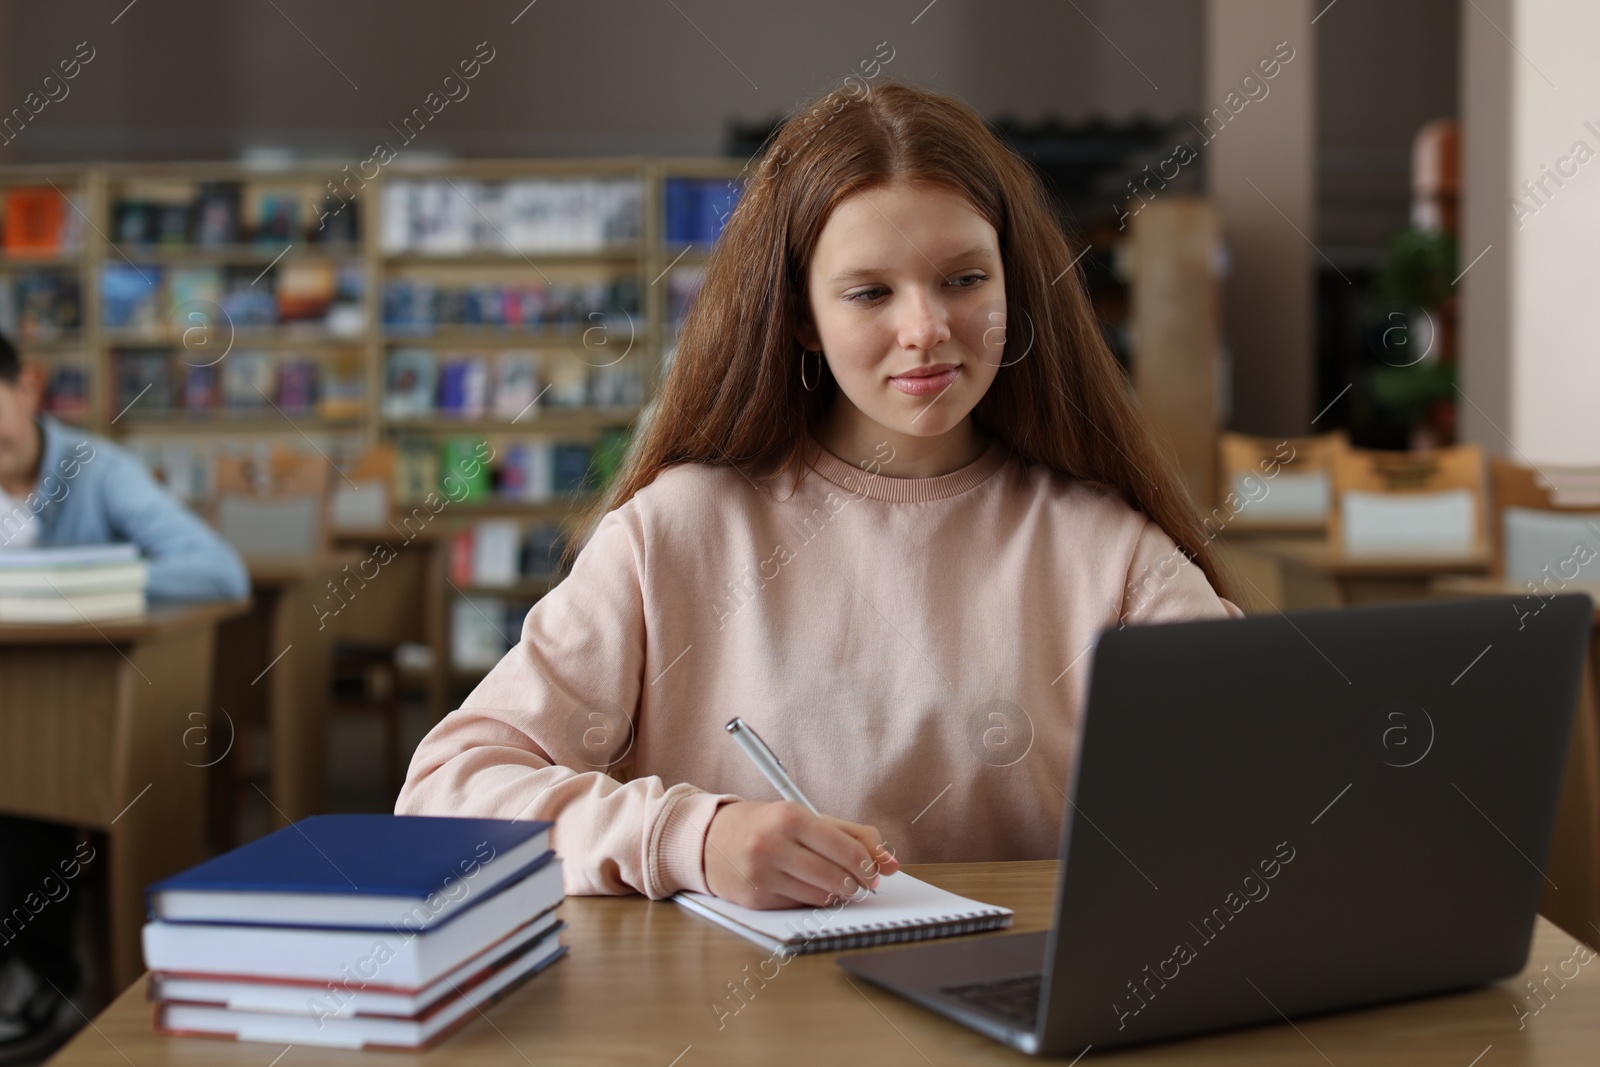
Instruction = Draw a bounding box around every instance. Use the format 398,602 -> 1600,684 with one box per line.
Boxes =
395,434 -> 1243,898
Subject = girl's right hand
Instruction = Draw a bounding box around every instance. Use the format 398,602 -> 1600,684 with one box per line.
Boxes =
703,800 -> 899,909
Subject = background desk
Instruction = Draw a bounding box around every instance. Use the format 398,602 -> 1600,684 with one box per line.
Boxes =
0,601 -> 246,993
1220,536 -> 1489,610
45,860 -> 1600,1065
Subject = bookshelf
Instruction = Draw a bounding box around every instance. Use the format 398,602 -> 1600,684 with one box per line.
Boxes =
0,164 -> 101,431
91,162 -> 371,504
375,157 -> 744,697
0,157 -> 746,708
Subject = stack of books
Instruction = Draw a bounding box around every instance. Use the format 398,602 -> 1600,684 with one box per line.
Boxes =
142,814 -> 565,1050
0,544 -> 148,623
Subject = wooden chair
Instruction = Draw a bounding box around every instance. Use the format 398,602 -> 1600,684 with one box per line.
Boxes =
1216,430 -> 1346,536
1490,458 -> 1600,582
1329,441 -> 1488,559
213,449 -> 331,560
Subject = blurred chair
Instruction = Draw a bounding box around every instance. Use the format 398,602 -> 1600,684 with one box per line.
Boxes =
1217,430 -> 1346,535
213,449 -> 330,560
1490,458 -> 1600,583
1330,442 -> 1487,558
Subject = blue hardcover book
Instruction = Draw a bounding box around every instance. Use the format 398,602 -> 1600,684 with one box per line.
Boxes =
146,814 -> 553,930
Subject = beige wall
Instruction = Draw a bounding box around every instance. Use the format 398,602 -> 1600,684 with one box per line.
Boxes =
1460,0 -> 1600,464
0,0 -> 1202,163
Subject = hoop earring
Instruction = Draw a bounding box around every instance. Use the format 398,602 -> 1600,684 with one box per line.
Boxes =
801,348 -> 822,392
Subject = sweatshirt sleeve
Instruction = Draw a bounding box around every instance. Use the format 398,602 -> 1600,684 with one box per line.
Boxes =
1119,519 -> 1247,624
97,447 -> 251,603
394,502 -> 741,899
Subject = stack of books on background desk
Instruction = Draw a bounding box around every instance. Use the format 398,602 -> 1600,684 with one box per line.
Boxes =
141,815 -> 564,1050
0,543 -> 148,623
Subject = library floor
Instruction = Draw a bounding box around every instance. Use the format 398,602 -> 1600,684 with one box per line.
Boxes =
4,697 -> 437,1067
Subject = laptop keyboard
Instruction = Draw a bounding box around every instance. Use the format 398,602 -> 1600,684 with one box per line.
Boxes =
940,973 -> 1043,1028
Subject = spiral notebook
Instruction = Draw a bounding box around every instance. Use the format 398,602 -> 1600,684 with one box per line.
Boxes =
673,872 -> 1013,954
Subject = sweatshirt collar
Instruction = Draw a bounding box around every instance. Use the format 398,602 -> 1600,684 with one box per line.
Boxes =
804,433 -> 1008,503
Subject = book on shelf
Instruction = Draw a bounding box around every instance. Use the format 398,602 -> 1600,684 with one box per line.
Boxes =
521,524 -> 568,578
542,357 -> 591,408
101,264 -> 162,331
449,521 -> 567,589
496,441 -> 551,502
666,263 -> 706,331
220,351 -> 274,410
440,437 -> 492,501
592,426 -> 632,491
327,260 -> 366,336
141,814 -> 565,1051
5,270 -> 83,339
436,355 -> 489,418
381,277 -> 639,333
382,177 -> 642,255
552,442 -> 595,494
1,187 -> 69,254
276,359 -> 318,413
395,441 -> 441,505
167,265 -> 223,315
591,362 -> 645,407
277,260 -> 336,321
384,349 -> 437,420
467,520 -> 520,588
247,186 -> 301,245
664,176 -> 743,246
181,363 -> 219,413
190,181 -> 242,246
220,265 -> 278,327
450,595 -> 495,667
42,362 -> 89,422
317,350 -> 366,421
117,351 -> 173,415
491,351 -> 540,420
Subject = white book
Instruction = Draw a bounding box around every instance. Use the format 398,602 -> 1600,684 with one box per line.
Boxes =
0,590 -> 146,623
0,543 -> 140,569
382,180 -> 412,252
673,872 -> 1013,955
0,561 -> 147,595
142,858 -> 563,986
156,926 -> 566,1050
470,520 -> 521,589
151,913 -> 562,1015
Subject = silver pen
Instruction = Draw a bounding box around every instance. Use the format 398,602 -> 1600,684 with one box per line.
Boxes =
724,717 -> 879,894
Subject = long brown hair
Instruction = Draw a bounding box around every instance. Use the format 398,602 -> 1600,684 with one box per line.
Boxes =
564,79 -> 1236,602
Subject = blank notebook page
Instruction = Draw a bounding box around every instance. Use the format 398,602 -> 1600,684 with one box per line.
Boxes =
673,872 -> 1013,954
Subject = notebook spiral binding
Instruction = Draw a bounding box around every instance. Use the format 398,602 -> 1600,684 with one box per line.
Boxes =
787,909 -> 1011,954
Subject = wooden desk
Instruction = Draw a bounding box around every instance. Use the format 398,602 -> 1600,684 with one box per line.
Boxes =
45,861 -> 1600,1065
209,553 -> 358,846
1433,576 -> 1600,951
0,601 -> 247,993
1227,537 -> 1489,609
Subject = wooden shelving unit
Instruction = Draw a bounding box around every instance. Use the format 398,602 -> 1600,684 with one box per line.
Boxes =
3,156 -> 744,710
0,164 -> 102,432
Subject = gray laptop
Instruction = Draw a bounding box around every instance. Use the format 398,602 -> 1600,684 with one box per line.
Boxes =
839,595 -> 1593,1057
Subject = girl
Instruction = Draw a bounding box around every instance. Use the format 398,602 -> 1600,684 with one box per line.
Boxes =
396,80 -> 1242,910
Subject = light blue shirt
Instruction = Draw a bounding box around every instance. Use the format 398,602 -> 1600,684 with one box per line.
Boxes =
13,414 -> 250,602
